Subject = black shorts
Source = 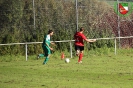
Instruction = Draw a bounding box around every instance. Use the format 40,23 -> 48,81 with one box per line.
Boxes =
75,45 -> 84,51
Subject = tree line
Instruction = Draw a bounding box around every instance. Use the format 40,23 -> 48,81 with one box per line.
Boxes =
0,0 -> 116,55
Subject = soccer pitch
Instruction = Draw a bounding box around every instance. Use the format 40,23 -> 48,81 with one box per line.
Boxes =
0,52 -> 133,88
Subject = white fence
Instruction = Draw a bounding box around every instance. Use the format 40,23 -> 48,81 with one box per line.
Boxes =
0,36 -> 133,61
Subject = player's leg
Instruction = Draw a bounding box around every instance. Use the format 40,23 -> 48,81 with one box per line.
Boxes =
78,46 -> 84,63
43,46 -> 51,64
76,50 -> 80,56
78,51 -> 83,63
37,54 -> 45,59
75,45 -> 80,56
43,54 -> 51,64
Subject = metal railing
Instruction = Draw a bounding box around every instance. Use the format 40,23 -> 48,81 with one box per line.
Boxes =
1,36 -> 133,61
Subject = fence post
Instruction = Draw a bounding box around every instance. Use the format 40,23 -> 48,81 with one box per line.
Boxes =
70,41 -> 73,58
25,43 -> 28,61
115,38 -> 117,55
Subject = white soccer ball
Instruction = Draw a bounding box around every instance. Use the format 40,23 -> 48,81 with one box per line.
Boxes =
65,58 -> 70,63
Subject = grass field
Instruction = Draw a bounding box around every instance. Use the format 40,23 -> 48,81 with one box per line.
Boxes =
0,49 -> 133,88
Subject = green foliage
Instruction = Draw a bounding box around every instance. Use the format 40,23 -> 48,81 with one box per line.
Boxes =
0,0 -> 115,55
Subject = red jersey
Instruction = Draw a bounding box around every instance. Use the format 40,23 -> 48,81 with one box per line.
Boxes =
74,32 -> 87,46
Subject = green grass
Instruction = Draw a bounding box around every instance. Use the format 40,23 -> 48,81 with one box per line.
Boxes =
0,49 -> 133,88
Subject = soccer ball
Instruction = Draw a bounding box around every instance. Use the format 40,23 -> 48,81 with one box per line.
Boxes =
65,58 -> 70,63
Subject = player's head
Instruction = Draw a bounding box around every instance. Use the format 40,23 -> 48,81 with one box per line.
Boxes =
80,27 -> 84,32
48,30 -> 54,36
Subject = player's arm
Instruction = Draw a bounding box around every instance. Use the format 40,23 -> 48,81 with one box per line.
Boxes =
45,42 -> 53,50
85,39 -> 96,42
82,34 -> 96,42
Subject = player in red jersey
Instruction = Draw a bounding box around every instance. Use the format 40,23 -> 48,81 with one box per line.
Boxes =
74,27 -> 96,63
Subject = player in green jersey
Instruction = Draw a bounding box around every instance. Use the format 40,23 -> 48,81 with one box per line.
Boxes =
42,30 -> 55,64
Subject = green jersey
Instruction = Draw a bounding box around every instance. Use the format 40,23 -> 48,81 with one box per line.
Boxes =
42,34 -> 51,47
